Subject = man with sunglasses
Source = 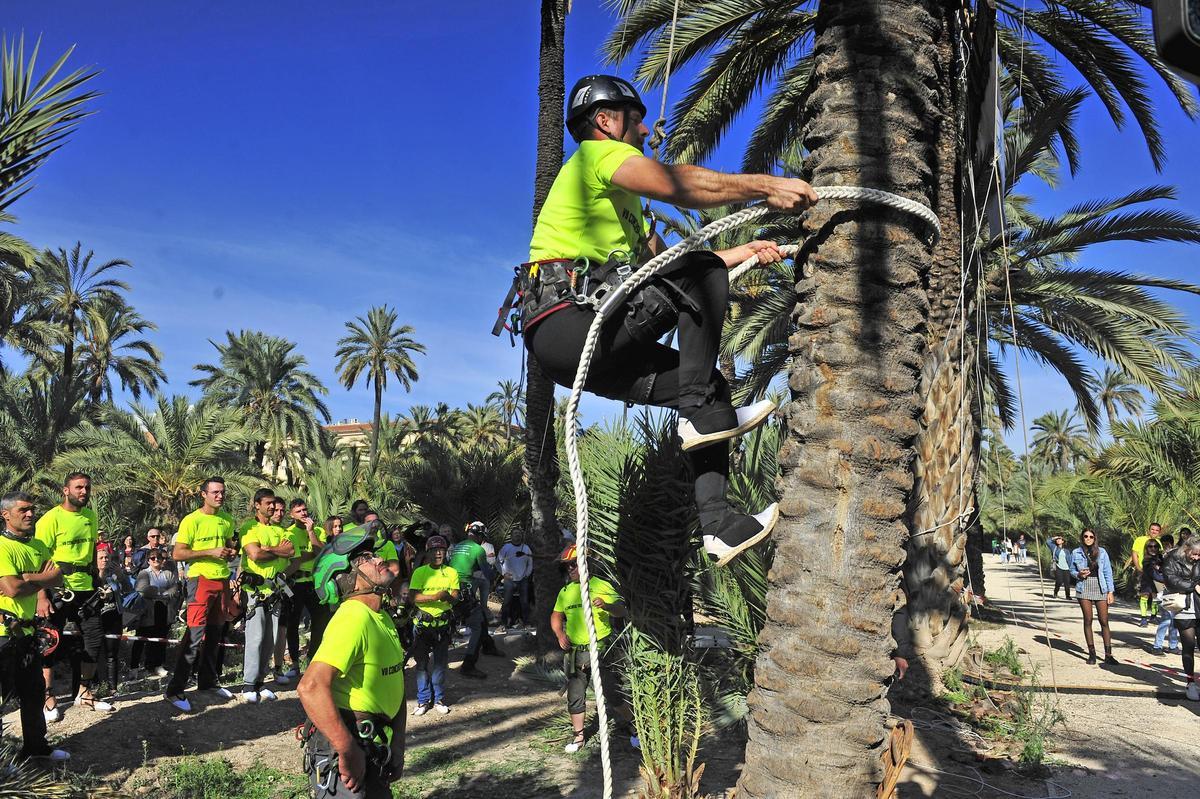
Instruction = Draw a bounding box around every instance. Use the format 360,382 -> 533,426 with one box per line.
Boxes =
165,477 -> 238,712
406,536 -> 459,716
131,528 -> 167,574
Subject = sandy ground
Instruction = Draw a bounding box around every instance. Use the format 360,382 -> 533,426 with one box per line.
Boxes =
5,562 -> 1196,797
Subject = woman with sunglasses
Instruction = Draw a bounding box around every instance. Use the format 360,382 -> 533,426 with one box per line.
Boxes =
1070,529 -> 1117,665
130,547 -> 180,678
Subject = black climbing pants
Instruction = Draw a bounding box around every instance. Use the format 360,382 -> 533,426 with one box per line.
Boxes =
0,635 -> 52,758
526,250 -> 732,532
47,589 -> 104,687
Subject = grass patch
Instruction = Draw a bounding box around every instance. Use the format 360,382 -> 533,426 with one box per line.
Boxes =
983,637 -> 1025,679
160,756 -> 307,799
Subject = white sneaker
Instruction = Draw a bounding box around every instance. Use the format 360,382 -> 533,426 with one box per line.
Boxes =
564,733 -> 585,754
165,693 -> 192,712
43,704 -> 63,724
152,666 -> 169,679
273,671 -> 292,686
259,688 -> 278,701
678,399 -> 776,452
495,626 -> 508,635
76,691 -> 115,713
48,749 -> 70,762
208,686 -> 234,700
1188,682 -> 1200,702
433,702 -> 450,715
413,704 -> 430,717
241,690 -> 259,704
703,503 -> 780,566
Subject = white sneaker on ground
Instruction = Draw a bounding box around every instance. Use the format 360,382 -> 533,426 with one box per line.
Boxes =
703,503 -> 780,567
564,733 -> 586,754
165,693 -> 192,712
259,688 -> 278,701
433,702 -> 450,715
207,687 -> 234,700
241,690 -> 259,704
413,704 -> 430,717
48,749 -> 70,762
678,399 -> 776,452
1188,682 -> 1200,702
151,666 -> 169,679
495,626 -> 508,635
75,691 -> 115,713
43,705 -> 62,724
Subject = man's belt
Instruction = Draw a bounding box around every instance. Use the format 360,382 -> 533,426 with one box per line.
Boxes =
55,561 -> 91,576
414,610 -> 449,628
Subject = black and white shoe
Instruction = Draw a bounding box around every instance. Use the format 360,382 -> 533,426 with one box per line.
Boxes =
678,399 -> 776,452
703,503 -> 780,566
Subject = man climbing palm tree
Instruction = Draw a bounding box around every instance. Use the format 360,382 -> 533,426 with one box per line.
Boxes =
519,75 -> 817,564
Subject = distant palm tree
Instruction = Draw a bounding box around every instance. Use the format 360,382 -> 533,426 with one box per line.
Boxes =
1030,410 -> 1092,474
0,372 -> 88,494
334,305 -> 425,472
1096,367 -> 1146,431
35,243 -> 130,387
459,403 -> 506,451
74,297 -> 165,404
0,228 -> 53,375
192,330 -> 330,473
486,378 -> 524,442
57,395 -> 260,525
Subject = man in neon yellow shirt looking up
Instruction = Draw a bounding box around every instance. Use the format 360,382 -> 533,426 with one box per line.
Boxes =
407,536 -> 458,716
36,471 -> 112,719
239,488 -> 295,703
522,75 -> 819,568
550,543 -> 632,753
299,528 -> 404,798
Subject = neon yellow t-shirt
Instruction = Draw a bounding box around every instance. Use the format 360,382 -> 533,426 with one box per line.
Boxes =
177,508 -> 235,580
554,577 -> 621,646
34,505 -> 99,591
0,534 -> 51,635
313,599 -> 405,723
240,522 -> 290,592
408,564 -> 459,619
529,139 -> 648,264
376,539 -> 398,564
285,524 -> 326,582
1132,535 -> 1151,569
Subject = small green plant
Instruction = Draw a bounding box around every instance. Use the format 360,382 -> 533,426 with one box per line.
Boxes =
161,757 -> 307,799
943,666 -> 964,693
983,636 -> 1025,678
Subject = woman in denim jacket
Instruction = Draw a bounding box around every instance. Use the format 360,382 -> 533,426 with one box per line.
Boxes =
1070,529 -> 1116,665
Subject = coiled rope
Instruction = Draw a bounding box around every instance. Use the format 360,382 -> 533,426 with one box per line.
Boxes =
567,187 -> 940,799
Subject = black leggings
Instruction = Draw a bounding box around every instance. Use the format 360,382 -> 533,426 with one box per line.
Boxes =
1177,620 -> 1197,677
527,251 -> 734,531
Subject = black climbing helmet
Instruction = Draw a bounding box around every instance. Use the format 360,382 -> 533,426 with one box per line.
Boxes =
566,75 -> 647,142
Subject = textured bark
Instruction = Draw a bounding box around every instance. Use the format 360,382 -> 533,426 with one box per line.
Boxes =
525,0 -> 566,656
903,4 -> 977,691
738,2 -> 942,796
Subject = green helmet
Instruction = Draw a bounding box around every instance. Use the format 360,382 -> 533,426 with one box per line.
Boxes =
312,527 -> 377,606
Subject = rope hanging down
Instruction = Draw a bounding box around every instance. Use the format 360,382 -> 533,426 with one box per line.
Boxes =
568,186 -> 939,799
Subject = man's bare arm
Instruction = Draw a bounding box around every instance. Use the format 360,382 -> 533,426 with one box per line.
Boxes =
612,157 -> 818,212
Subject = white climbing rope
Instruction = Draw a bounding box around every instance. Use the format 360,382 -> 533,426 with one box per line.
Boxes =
566,186 -> 940,799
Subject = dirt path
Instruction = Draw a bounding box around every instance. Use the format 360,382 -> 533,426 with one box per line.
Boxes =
7,561 -> 1194,797
928,554 -> 1200,798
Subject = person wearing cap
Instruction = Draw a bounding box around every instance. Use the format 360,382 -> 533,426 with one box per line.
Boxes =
299,527 -> 405,798
406,536 -> 459,715
550,544 -> 632,753
520,75 -> 819,568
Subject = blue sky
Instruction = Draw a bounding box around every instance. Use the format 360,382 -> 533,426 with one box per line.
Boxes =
3,2 -> 1199,443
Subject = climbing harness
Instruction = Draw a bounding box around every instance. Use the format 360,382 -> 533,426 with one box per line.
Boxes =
0,611 -> 60,658
300,709 -> 394,793
560,190 -> 939,799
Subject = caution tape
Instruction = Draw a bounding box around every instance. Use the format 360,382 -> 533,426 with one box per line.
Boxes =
57,628 -> 245,649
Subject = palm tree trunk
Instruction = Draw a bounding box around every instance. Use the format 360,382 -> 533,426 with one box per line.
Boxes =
525,0 -> 567,656
902,4 -> 978,691
738,1 -> 942,795
369,380 -> 383,473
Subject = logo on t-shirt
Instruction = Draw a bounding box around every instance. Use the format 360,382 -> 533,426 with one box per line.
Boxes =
381,662 -> 404,677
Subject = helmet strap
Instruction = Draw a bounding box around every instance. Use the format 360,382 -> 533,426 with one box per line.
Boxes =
589,108 -> 630,144
342,562 -> 392,602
